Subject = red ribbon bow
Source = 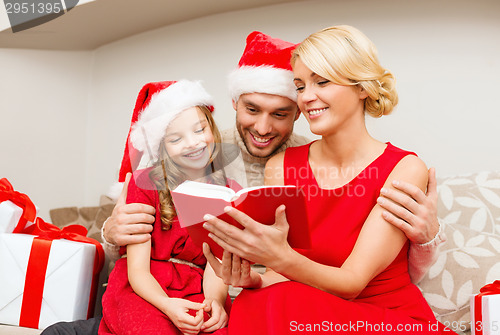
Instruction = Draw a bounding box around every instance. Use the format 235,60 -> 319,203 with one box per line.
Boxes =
479,280 -> 500,295
0,178 -> 37,233
474,280 -> 500,335
18,218 -> 104,329
22,218 -> 104,275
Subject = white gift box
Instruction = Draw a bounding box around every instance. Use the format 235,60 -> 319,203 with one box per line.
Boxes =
0,233 -> 97,329
471,294 -> 500,335
0,201 -> 37,233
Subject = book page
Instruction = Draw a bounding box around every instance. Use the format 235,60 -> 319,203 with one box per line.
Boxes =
173,180 -> 236,202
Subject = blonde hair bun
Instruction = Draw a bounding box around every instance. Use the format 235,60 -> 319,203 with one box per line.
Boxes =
292,25 -> 398,118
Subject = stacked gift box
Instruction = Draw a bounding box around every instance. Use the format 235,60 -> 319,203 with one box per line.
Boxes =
0,178 -> 104,330
470,281 -> 500,335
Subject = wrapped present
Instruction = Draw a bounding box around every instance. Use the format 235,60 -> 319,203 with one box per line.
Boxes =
0,218 -> 104,329
471,280 -> 500,335
0,178 -> 37,233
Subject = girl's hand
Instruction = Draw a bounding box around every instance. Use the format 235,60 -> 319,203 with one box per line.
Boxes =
161,297 -> 205,335
203,205 -> 294,269
200,297 -> 228,332
203,245 -> 263,289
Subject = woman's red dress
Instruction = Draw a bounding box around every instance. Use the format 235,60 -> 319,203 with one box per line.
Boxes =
228,142 -> 455,335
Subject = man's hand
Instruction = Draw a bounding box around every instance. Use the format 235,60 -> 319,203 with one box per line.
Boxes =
103,173 -> 156,247
378,167 -> 439,244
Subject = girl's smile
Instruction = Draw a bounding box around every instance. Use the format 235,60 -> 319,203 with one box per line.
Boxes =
182,146 -> 207,158
163,107 -> 215,179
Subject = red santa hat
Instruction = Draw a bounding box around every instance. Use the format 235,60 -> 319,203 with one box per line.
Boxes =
227,31 -> 298,103
118,80 -> 214,183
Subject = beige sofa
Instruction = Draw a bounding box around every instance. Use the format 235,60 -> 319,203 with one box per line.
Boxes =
2,171 -> 499,335
417,170 -> 500,335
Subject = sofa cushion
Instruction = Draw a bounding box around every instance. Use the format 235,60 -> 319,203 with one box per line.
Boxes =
418,171 -> 500,333
49,195 -> 115,243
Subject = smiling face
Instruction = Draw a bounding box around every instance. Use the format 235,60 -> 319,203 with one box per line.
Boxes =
292,58 -> 367,137
234,93 -> 300,158
163,107 -> 215,179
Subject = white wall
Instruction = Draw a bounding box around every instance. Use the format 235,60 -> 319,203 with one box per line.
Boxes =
2,0 -> 499,218
0,49 -> 92,219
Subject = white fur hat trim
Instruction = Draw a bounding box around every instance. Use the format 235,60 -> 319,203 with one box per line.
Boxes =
129,80 -> 213,160
228,66 -> 297,103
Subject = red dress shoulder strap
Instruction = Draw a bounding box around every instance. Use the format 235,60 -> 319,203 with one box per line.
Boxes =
283,142 -> 314,187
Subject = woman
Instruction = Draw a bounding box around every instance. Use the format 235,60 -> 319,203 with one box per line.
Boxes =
203,26 -> 455,334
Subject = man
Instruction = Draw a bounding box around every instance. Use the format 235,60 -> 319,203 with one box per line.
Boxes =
42,31 -> 444,335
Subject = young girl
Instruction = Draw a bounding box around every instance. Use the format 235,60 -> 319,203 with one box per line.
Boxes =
203,26 -> 457,334
99,80 -> 230,335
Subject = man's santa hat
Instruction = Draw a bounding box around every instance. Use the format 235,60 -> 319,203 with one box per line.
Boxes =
117,80 -> 214,185
228,31 -> 298,103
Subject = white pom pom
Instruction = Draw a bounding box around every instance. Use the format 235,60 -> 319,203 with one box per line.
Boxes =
106,182 -> 124,202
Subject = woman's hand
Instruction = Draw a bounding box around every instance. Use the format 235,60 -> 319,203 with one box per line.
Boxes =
203,245 -> 262,289
200,297 -> 228,332
203,205 -> 294,269
161,297 -> 205,335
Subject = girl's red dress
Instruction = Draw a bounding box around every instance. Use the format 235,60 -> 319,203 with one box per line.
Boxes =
228,142 -> 456,335
99,169 -> 228,335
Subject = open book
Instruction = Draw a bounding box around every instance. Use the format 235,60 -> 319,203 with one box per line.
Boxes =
171,181 -> 311,259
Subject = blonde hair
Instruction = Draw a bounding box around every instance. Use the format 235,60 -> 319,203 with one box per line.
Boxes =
291,25 -> 398,117
149,105 -> 226,230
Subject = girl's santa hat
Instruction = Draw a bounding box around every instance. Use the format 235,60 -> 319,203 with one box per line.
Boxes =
116,80 -> 214,188
228,31 -> 298,103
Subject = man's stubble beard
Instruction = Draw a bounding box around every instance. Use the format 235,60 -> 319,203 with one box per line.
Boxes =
236,122 -> 291,159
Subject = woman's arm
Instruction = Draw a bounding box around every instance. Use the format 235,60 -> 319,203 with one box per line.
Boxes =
205,154 -> 428,299
377,167 -> 446,283
269,154 -> 429,299
203,152 -> 293,289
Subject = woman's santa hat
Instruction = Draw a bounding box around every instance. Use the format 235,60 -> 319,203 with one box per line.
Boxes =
117,80 -> 214,184
228,31 -> 298,103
